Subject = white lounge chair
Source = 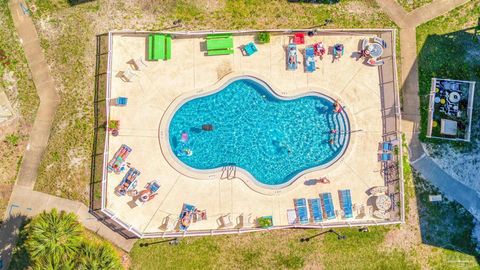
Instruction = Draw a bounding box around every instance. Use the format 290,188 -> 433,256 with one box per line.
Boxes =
287,209 -> 298,225
162,215 -> 178,231
220,214 -> 234,228
239,213 -> 254,228
132,57 -> 148,71
122,67 -> 137,82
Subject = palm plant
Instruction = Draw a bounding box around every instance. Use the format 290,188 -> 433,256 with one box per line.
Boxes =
24,209 -> 83,268
76,241 -> 122,270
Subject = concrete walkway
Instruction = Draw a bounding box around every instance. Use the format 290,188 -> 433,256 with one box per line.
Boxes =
375,0 -> 478,218
8,0 -> 60,189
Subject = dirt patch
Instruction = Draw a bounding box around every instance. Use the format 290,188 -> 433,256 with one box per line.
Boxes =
383,199 -> 422,251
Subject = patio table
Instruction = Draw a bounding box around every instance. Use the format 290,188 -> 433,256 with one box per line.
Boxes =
368,43 -> 383,58
375,194 -> 392,211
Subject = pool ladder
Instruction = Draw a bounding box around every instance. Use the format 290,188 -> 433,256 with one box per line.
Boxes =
221,166 -> 236,180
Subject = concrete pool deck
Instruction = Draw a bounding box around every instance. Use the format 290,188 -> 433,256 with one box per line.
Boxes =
104,30 -> 403,236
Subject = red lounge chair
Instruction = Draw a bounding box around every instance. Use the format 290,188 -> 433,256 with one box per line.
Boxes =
293,33 -> 305,45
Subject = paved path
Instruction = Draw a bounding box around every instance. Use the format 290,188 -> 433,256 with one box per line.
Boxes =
0,186 -> 136,269
8,0 -> 60,189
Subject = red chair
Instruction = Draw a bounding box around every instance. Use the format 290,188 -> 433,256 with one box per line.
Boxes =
293,33 -> 305,45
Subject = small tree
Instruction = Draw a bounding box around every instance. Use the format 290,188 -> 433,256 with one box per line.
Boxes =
24,209 -> 83,268
76,241 -> 122,270
257,32 -> 270,44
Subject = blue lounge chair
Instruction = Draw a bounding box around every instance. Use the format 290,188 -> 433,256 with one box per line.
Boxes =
243,42 -> 257,56
382,142 -> 393,151
305,46 -> 316,73
116,97 -> 128,106
308,198 -> 323,223
339,190 -> 353,218
294,198 -> 309,224
381,153 -> 392,161
179,204 -> 196,231
321,193 -> 336,219
287,44 -> 298,70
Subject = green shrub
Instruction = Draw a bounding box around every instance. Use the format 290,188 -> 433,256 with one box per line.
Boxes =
10,209 -> 122,270
257,32 -> 270,44
4,133 -> 20,146
256,216 -> 273,228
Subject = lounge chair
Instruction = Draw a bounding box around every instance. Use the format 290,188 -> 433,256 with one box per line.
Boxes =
239,213 -> 253,227
321,193 -> 336,219
305,46 -> 316,73
122,67 -> 137,82
107,144 -> 132,173
382,142 -> 393,151
111,97 -> 128,106
287,44 -> 298,70
242,42 -> 258,56
287,209 -> 298,225
163,215 -> 178,231
179,204 -> 196,231
294,198 -> 309,224
308,198 -> 323,223
339,190 -> 353,218
380,153 -> 393,161
220,214 -> 234,228
132,57 -> 148,70
115,168 -> 140,196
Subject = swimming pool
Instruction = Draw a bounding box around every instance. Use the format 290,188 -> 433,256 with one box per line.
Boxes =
168,77 -> 350,187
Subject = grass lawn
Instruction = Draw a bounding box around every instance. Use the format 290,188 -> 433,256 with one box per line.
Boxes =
0,0 -> 39,219
416,0 -> 480,147
26,0 -> 396,204
130,227 -> 415,270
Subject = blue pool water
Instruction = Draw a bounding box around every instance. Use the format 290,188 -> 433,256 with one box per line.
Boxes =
168,77 -> 350,187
